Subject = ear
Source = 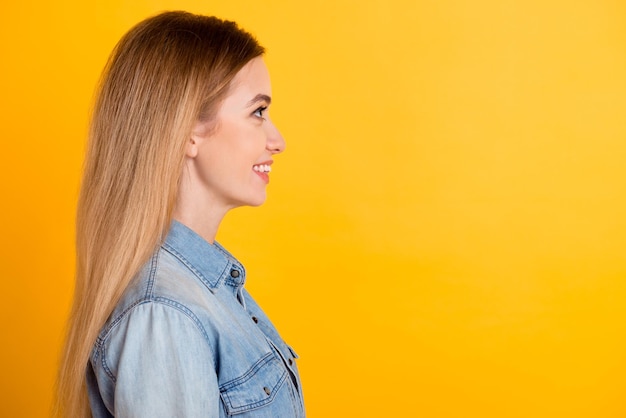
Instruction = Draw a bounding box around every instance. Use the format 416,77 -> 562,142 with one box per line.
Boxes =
186,120 -> 210,158
185,136 -> 199,158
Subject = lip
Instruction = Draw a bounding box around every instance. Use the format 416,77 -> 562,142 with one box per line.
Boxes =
253,160 -> 273,184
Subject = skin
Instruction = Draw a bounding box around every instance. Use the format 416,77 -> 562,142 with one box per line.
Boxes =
173,57 -> 286,243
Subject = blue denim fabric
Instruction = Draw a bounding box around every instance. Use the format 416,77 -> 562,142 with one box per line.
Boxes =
87,221 -> 305,417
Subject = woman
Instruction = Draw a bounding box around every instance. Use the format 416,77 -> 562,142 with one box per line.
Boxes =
56,11 -> 304,417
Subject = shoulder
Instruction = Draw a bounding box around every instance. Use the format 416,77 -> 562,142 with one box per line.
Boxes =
109,246 -> 218,317
90,249 -> 223,387
93,247 -> 225,356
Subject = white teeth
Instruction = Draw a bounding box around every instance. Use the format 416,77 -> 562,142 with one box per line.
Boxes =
253,164 -> 271,173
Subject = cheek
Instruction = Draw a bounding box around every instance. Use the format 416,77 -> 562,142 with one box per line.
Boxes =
209,119 -> 266,167
231,128 -> 266,159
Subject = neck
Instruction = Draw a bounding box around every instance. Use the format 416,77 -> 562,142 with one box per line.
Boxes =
172,200 -> 228,244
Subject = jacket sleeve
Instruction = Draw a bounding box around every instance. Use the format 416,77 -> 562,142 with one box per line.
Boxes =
97,301 -> 220,418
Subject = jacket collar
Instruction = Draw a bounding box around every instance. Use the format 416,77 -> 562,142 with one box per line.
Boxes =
161,220 -> 245,290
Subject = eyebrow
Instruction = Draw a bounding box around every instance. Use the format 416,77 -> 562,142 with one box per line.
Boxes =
246,94 -> 272,107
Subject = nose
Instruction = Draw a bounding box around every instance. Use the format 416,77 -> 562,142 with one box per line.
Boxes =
266,120 -> 286,154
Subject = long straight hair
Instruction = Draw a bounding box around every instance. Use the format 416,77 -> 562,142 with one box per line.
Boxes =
55,11 -> 264,417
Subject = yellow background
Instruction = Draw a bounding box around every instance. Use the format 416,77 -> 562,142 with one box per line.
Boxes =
1,0 -> 626,416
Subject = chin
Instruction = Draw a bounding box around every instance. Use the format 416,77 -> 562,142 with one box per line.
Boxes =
244,193 -> 268,207
248,198 -> 267,207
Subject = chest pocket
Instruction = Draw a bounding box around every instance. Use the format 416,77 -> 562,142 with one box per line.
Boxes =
219,353 -> 288,415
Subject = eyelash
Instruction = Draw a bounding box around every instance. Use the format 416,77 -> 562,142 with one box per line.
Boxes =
253,106 -> 268,120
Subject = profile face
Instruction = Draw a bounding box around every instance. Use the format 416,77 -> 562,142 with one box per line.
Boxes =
186,57 -> 286,213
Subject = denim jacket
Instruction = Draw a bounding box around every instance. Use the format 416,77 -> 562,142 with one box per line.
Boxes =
87,221 -> 305,417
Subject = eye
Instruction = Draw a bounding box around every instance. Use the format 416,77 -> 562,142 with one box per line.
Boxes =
253,106 -> 268,120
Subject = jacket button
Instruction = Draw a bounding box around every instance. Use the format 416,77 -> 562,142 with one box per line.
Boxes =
288,358 -> 293,366
252,316 -> 259,323
230,269 -> 240,278
263,387 -> 271,396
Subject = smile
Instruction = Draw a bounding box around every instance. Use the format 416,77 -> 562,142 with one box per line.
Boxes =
253,164 -> 272,173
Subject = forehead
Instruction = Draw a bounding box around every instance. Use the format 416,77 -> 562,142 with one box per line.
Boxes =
226,57 -> 272,102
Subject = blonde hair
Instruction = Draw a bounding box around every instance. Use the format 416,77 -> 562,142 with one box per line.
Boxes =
55,11 -> 264,417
